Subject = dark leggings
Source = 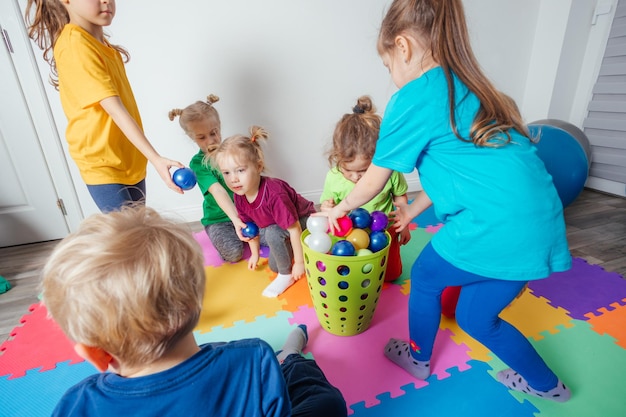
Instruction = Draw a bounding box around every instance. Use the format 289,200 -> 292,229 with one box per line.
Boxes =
281,354 -> 347,417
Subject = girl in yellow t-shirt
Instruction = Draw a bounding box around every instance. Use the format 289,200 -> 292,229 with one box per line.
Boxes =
25,0 -> 184,212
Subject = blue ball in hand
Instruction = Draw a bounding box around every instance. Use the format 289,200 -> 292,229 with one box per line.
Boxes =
172,167 -> 197,190
242,222 -> 259,238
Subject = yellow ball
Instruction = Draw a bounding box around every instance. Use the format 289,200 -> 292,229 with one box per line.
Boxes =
346,228 -> 370,251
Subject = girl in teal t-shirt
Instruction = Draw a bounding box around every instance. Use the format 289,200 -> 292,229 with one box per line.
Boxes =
324,0 -> 571,404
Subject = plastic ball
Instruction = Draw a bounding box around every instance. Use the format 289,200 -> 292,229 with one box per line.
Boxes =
307,232 -> 332,253
172,167 -> 197,190
306,216 -> 329,233
331,216 -> 353,237
370,211 -> 389,232
348,208 -> 371,229
345,228 -> 370,251
241,222 -> 259,238
356,248 -> 373,256
528,121 -> 590,208
368,230 -> 389,253
331,240 -> 356,256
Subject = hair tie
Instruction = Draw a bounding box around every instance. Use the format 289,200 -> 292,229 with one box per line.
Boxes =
353,105 -> 365,114
250,135 -> 257,143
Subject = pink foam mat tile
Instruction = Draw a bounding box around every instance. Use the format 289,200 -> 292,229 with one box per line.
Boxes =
0,303 -> 82,380
291,284 -> 473,413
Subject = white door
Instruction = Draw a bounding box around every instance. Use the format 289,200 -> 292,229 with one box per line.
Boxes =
0,23 -> 70,247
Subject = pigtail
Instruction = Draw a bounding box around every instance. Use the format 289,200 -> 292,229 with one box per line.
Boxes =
206,94 -> 220,105
168,108 -> 183,121
249,126 -> 269,143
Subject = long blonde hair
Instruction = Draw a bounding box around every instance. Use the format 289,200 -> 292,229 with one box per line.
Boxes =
378,0 -> 528,146
24,0 -> 130,89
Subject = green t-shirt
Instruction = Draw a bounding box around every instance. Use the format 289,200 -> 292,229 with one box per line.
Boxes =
320,167 -> 408,214
189,151 -> 233,226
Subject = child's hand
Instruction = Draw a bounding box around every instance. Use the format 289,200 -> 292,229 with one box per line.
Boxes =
399,226 -> 411,245
248,253 -> 260,270
390,200 -> 412,233
153,156 -> 185,194
291,262 -> 305,280
320,199 -> 336,212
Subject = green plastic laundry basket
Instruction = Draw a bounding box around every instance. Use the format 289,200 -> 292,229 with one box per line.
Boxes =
301,229 -> 390,336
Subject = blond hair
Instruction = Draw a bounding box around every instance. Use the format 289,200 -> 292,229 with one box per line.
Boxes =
327,96 -> 381,167
41,207 -> 205,368
378,0 -> 528,146
168,94 -> 221,135
207,125 -> 268,171
25,0 -> 130,89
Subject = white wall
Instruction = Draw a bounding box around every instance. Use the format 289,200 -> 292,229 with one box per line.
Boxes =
19,0 -> 618,224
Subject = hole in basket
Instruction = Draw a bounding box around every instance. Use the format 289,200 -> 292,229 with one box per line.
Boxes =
360,293 -> 369,300
324,313 -> 329,317
340,317 -> 347,321
358,315 -> 364,319
322,303 -> 328,309
318,277 -> 326,286
316,261 -> 326,272
339,295 -> 348,302
340,307 -> 347,312
361,263 -> 373,274
304,252 -> 309,263
360,305 -> 366,310
320,291 -> 327,298
338,280 -> 349,289
380,256 -> 387,266
361,279 -> 370,288
337,265 -> 350,276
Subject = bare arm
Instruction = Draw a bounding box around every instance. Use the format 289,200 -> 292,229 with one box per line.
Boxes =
326,164 -> 393,231
392,193 -> 412,245
100,96 -> 184,193
392,190 -> 433,232
208,182 -> 247,239
247,237 -> 260,270
287,220 -> 305,280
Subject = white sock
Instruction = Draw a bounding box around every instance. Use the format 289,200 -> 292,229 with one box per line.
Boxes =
262,273 -> 295,297
496,368 -> 571,402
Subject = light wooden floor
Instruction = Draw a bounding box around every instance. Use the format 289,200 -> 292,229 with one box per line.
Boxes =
1,188 -> 625,344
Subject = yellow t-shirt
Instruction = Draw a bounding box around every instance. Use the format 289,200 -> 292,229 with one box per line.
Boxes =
54,24 -> 147,185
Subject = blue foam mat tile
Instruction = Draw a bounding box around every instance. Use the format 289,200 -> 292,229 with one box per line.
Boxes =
350,360 -> 538,416
0,360 -> 96,417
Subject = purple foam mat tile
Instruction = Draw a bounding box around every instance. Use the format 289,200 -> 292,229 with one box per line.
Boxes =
528,258 -> 626,320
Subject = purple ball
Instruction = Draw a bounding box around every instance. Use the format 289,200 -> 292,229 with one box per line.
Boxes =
370,211 -> 389,232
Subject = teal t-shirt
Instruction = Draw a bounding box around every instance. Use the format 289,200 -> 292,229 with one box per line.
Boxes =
373,67 -> 571,280
189,150 -> 233,226
320,168 -> 408,214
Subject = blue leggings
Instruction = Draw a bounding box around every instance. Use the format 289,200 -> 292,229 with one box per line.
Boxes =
86,180 -> 146,213
409,242 -> 558,391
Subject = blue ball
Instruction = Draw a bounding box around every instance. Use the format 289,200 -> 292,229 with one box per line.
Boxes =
528,123 -> 590,208
368,231 -> 388,253
241,222 -> 259,238
349,207 -> 371,229
331,240 -> 356,257
172,167 -> 197,190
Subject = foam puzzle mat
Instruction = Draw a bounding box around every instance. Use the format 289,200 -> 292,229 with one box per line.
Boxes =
1,213 -> 626,416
